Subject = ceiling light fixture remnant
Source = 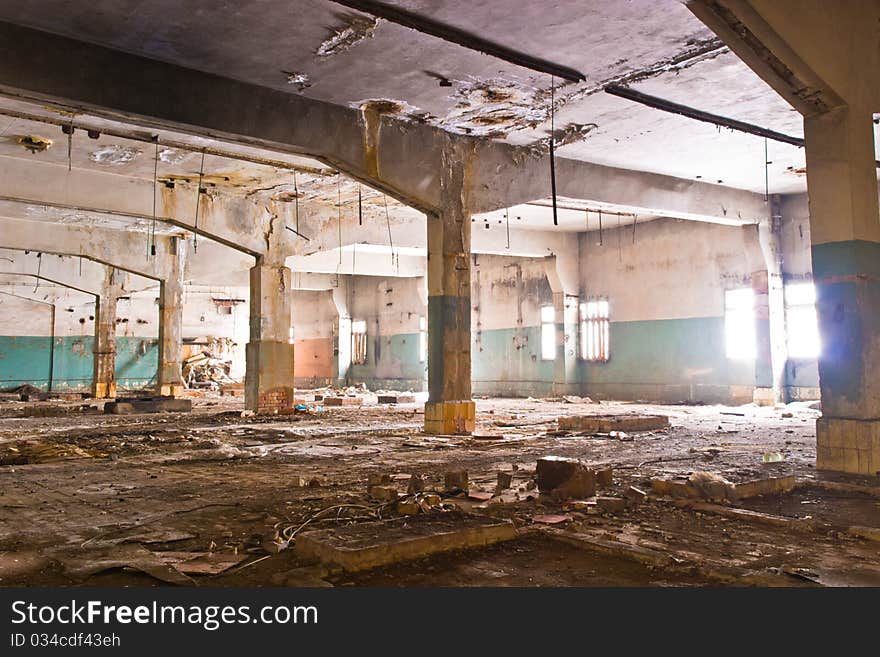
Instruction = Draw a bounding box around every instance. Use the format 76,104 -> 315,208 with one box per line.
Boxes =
282,71 -> 312,91
17,134 -> 53,153
87,130 -> 100,140
328,0 -> 584,82
88,144 -> 142,166
316,14 -> 379,57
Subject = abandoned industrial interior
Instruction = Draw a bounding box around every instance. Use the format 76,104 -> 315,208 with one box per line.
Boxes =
0,0 -> 877,588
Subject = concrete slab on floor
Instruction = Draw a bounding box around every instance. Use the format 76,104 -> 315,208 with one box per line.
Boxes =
295,513 -> 517,571
558,414 -> 669,432
104,397 -> 192,414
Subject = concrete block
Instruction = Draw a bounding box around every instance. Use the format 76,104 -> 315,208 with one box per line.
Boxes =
406,474 -> 425,494
104,397 -> 192,414
444,470 -> 469,492
596,496 -> 627,513
367,485 -> 398,502
730,475 -> 797,500
378,394 -> 416,404
496,471 -> 513,491
558,414 -> 669,433
368,473 -> 392,487
323,397 -> 363,406
596,467 -> 613,488
295,514 -> 517,572
535,456 -> 596,500
424,400 -> 475,435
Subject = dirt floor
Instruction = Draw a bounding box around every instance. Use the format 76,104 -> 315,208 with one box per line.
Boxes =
0,392 -> 878,587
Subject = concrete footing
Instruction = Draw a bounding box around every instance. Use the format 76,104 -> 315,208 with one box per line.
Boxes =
558,414 -> 670,432
817,417 -> 880,476
104,397 -> 192,414
424,400 -> 475,435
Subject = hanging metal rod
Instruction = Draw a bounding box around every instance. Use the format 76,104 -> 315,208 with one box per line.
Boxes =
0,107 -> 332,176
328,0 -> 585,82
604,84 -> 804,147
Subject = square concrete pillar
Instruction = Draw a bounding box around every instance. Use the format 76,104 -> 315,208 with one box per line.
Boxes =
805,106 -> 880,476
424,143 -> 474,435
245,262 -> 295,413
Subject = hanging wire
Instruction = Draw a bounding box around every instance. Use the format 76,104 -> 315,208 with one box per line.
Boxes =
33,252 -> 41,292
65,119 -> 73,172
632,212 -> 637,244
598,209 -> 603,246
383,194 -> 397,272
149,137 -> 159,257
617,212 -> 622,262
505,207 -> 510,249
358,184 -> 363,226
193,149 -> 206,253
764,137 -> 770,203
337,173 -> 343,268
549,76 -> 558,227
293,169 -> 300,232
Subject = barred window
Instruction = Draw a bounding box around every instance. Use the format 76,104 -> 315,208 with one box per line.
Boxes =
351,320 -> 367,365
580,299 -> 609,362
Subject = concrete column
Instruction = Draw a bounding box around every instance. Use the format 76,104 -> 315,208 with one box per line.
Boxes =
92,267 -> 124,399
424,144 -> 475,434
805,105 -> 880,475
157,238 -> 185,397
752,208 -> 788,405
245,257 -> 295,413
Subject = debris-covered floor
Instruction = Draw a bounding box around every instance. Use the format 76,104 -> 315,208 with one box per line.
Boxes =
1,393 -> 878,587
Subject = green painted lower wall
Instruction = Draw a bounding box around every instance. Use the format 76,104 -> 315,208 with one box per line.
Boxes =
0,335 -> 158,392
582,317 -> 755,403
473,326 -> 555,397
348,332 -> 426,391
318,316 -> 824,402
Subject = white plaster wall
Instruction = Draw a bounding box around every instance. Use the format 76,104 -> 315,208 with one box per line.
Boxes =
579,217 -> 756,321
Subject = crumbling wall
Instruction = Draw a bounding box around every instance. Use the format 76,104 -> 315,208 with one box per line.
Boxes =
579,217 -> 756,403
471,254 -> 555,397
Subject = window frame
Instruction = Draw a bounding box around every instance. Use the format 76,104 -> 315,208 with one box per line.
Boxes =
579,298 -> 610,362
351,319 -> 368,366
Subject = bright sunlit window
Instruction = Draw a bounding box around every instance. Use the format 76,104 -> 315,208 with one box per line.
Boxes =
725,288 -> 756,359
541,305 -> 556,361
580,299 -> 610,361
785,282 -> 820,358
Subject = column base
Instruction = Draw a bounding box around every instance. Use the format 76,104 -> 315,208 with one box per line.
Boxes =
92,381 -> 117,399
816,417 -> 880,475
157,383 -> 186,398
245,341 -> 295,414
752,387 -> 776,406
424,400 -> 475,435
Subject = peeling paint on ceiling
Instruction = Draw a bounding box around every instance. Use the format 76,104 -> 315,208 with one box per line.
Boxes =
316,14 -> 379,57
17,135 -> 53,153
89,144 -> 142,166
